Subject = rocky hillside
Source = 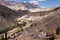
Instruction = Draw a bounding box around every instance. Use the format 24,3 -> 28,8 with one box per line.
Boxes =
0,5 -> 19,33
12,7 -> 60,40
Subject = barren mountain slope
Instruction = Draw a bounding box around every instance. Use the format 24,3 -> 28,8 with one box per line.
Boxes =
0,5 -> 19,33
14,7 -> 60,40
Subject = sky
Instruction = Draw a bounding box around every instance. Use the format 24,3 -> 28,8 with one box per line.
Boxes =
8,0 -> 60,8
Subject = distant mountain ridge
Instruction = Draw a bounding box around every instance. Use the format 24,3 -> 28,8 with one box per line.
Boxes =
0,0 -> 40,11
0,0 -> 57,12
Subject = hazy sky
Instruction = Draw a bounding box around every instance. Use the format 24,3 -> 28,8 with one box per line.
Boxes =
8,0 -> 60,8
